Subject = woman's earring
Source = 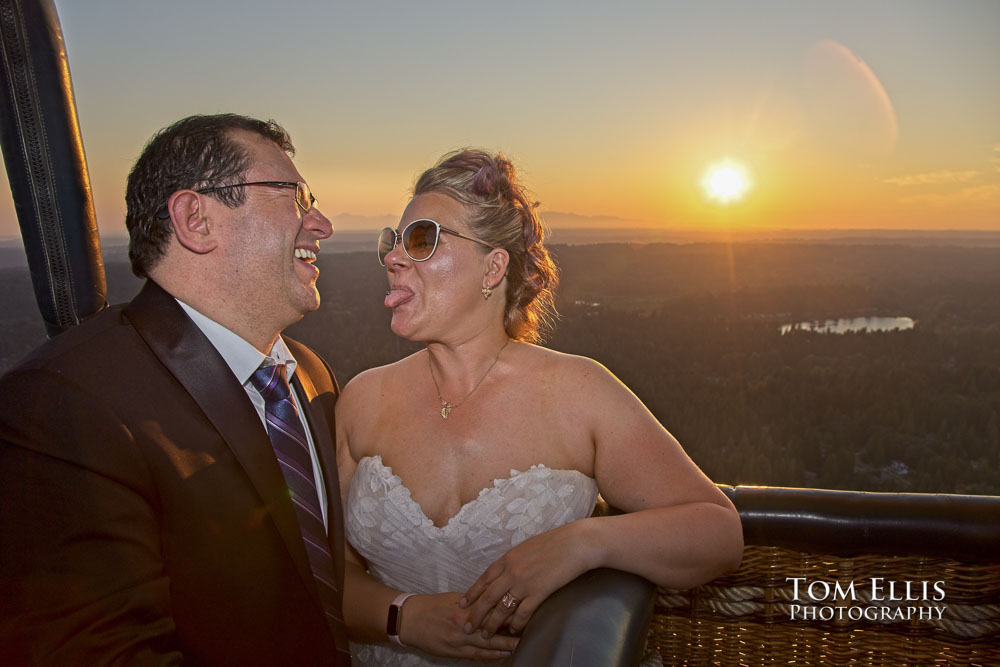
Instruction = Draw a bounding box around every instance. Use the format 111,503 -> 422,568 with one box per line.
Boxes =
482,286 -> 492,300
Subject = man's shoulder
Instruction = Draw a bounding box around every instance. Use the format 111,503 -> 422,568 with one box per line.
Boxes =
5,280 -> 190,382
284,336 -> 337,393
6,304 -> 131,377
0,304 -> 146,439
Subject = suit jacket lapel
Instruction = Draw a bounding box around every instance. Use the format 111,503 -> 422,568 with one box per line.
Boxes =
123,281 -> 317,599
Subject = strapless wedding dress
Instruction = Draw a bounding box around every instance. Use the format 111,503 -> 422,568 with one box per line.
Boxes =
345,455 -> 599,666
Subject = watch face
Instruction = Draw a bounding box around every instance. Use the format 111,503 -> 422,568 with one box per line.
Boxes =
387,603 -> 402,635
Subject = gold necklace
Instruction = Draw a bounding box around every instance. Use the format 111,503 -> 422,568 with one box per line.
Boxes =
428,338 -> 510,419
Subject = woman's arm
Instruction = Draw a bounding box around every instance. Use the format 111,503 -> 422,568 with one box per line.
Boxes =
584,357 -> 743,585
462,356 -> 743,635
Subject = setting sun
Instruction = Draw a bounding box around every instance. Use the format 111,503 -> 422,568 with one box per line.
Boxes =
702,159 -> 753,205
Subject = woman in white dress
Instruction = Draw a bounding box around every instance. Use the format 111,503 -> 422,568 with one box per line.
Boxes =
336,149 -> 743,664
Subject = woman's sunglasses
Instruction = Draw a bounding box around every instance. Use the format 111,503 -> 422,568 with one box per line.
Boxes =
378,219 -> 493,266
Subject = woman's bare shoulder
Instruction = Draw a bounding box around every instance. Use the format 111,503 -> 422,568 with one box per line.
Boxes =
512,345 -> 627,426
337,353 -> 424,461
518,344 -> 617,387
338,353 -> 422,411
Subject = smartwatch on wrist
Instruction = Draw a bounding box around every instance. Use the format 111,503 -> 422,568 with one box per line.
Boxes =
387,592 -> 416,646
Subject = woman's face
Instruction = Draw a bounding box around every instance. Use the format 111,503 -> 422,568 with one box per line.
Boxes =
383,192 -> 492,342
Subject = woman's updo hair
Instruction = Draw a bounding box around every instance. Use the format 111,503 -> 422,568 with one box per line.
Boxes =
414,149 -> 559,343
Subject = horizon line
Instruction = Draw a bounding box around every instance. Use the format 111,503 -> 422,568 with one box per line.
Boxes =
4,226 -> 1000,249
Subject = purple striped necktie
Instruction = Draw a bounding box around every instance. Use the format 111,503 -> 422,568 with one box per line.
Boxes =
250,361 -> 351,663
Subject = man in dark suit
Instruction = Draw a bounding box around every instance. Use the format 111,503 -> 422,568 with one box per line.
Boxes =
0,114 -> 351,665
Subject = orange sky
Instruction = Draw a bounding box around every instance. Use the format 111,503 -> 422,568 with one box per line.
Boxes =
1,2 -> 998,236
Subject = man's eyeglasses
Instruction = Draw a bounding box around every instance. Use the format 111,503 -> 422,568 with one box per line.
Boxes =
378,219 -> 493,266
155,181 -> 316,219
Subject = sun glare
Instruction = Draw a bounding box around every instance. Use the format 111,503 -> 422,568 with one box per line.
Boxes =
702,159 -> 753,205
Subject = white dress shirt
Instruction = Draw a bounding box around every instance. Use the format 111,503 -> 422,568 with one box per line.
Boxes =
177,300 -> 328,531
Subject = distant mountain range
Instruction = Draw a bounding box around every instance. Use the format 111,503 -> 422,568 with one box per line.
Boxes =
320,211 -> 651,231
2,224 -> 1000,270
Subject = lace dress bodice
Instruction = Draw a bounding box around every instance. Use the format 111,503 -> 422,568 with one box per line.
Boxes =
345,455 -> 599,666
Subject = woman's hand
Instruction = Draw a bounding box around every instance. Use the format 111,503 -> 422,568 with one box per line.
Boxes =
460,520 -> 598,637
400,592 -> 518,660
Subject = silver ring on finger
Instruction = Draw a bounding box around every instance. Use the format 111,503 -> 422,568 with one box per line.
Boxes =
499,591 -> 520,610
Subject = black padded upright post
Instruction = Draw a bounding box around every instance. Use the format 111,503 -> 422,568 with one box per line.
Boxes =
0,0 -> 106,337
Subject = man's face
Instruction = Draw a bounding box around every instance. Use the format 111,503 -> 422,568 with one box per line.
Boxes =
216,131 -> 333,331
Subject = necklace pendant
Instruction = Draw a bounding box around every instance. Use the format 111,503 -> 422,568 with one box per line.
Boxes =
429,338 -> 509,421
